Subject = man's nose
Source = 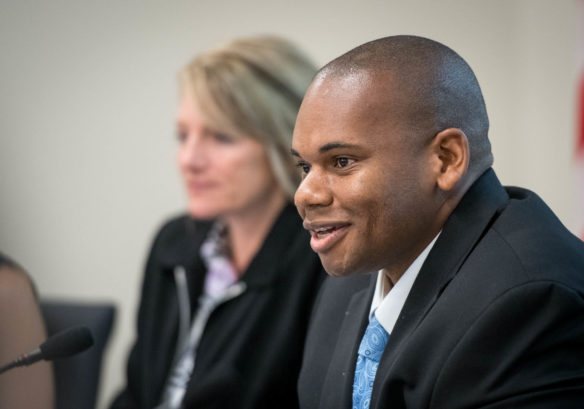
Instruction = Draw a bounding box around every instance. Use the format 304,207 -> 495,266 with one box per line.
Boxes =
294,168 -> 333,213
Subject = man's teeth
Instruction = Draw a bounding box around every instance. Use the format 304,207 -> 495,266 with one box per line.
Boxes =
314,227 -> 331,232
314,227 -> 335,238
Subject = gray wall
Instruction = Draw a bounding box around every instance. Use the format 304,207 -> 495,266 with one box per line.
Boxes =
1,1 -> 580,407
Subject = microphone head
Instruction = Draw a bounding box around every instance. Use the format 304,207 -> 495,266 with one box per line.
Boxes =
39,326 -> 94,361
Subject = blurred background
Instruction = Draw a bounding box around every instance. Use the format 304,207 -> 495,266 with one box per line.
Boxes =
1,0 -> 582,407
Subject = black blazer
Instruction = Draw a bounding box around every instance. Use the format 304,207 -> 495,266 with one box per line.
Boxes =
298,169 -> 584,409
111,203 -> 325,409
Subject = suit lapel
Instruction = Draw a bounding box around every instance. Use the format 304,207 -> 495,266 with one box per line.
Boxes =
372,169 -> 509,405
320,275 -> 376,409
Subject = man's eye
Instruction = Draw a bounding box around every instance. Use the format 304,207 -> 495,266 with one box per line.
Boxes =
334,157 -> 353,168
296,161 -> 311,174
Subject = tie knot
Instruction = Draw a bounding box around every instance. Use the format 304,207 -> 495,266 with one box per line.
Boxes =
357,315 -> 389,362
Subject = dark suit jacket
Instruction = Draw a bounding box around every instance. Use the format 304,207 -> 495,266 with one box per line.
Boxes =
298,169 -> 584,408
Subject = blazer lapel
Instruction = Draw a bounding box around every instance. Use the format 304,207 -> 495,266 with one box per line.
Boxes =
372,169 -> 509,404
320,275 -> 376,409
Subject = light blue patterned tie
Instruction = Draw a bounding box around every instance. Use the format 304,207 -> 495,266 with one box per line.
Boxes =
352,315 -> 389,409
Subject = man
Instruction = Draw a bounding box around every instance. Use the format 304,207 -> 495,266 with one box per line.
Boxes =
292,35 -> 584,409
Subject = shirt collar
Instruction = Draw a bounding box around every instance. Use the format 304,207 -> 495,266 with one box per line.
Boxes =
370,232 -> 440,334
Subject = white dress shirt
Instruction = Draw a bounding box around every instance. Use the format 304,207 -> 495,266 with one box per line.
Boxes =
370,233 -> 440,334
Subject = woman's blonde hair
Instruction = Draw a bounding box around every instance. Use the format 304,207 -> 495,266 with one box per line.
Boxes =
179,35 -> 317,199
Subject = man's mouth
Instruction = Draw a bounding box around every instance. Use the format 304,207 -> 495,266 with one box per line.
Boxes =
313,226 -> 338,238
303,221 -> 350,253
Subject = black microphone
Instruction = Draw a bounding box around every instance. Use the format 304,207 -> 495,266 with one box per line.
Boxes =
0,326 -> 94,374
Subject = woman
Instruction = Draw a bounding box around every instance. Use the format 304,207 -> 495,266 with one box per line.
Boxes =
111,36 -> 324,409
0,253 -> 55,409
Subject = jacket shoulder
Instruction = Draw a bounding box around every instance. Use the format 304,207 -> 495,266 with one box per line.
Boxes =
154,214 -> 208,243
492,186 -> 584,287
147,215 -> 213,266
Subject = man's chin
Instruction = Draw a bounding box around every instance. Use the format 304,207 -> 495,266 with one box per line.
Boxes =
320,256 -> 377,278
320,257 -> 354,278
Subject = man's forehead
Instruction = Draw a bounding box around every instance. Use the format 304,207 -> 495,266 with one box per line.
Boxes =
310,69 -> 380,96
307,70 -> 404,119
300,71 -> 400,131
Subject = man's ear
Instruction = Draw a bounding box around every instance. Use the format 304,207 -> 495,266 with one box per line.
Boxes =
432,128 -> 469,192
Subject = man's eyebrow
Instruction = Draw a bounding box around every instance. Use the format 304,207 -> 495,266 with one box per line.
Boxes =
291,142 -> 360,158
319,142 -> 359,153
